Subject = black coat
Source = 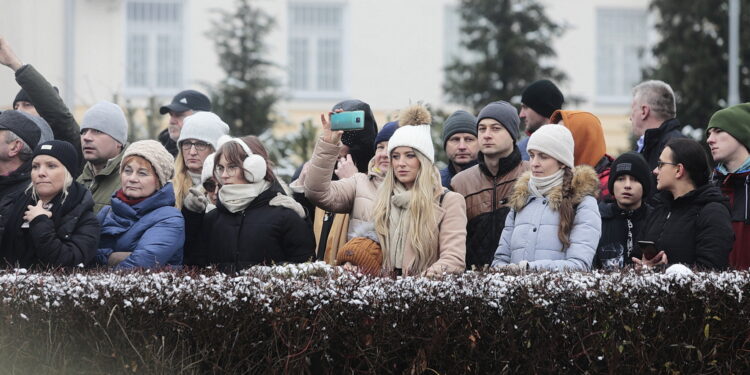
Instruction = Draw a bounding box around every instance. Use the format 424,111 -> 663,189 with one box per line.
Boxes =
641,118 -> 686,171
0,183 -> 100,268
0,162 -> 31,199
594,201 -> 651,269
184,186 -> 315,272
158,128 -> 178,157
635,184 -> 733,270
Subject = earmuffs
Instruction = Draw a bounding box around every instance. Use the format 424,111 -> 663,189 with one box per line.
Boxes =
216,135 -> 267,183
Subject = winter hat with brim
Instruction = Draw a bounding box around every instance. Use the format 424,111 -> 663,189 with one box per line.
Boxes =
215,135 -> 267,183
477,101 -> 521,142
81,101 -> 129,145
442,110 -> 477,148
707,103 -> 750,152
178,112 -> 230,151
374,121 -> 398,147
121,140 -> 175,187
387,105 -> 435,163
608,152 -> 652,199
22,111 -> 54,144
159,90 -> 212,115
521,79 -> 564,119
527,124 -> 575,169
550,110 -> 606,167
0,110 -> 42,149
33,140 -> 80,178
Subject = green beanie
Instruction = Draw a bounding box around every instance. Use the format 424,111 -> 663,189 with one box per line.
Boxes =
707,103 -> 750,151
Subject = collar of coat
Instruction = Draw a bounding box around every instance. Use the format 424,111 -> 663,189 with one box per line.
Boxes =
509,165 -> 600,212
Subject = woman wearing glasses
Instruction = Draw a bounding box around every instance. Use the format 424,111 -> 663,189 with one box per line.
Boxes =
173,112 -> 229,211
185,136 -> 314,271
633,138 -> 733,269
96,140 -> 185,269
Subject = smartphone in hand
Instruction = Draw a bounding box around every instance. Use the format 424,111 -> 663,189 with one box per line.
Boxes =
637,240 -> 658,260
330,110 -> 365,131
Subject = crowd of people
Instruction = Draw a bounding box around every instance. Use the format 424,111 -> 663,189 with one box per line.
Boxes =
0,35 -> 747,275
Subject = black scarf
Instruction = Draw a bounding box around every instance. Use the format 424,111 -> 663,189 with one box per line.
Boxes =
478,146 -> 522,178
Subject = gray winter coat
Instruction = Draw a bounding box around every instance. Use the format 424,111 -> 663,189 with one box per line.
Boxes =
492,166 -> 602,271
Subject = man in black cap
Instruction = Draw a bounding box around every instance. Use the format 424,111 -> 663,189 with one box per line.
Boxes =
0,110 -> 42,197
516,79 -> 564,160
158,90 -> 212,156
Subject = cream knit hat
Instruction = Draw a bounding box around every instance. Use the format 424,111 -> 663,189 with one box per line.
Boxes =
387,105 -> 435,163
121,140 -> 175,187
178,112 -> 230,150
526,124 -> 575,169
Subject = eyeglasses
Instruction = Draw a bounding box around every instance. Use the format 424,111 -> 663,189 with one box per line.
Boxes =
202,178 -> 219,192
181,141 -> 211,152
656,160 -> 679,169
214,165 -> 239,176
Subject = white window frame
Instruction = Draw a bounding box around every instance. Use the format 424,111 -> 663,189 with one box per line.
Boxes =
123,0 -> 187,97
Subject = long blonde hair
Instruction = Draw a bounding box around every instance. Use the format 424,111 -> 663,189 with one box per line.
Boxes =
173,147 -> 215,209
373,150 -> 441,274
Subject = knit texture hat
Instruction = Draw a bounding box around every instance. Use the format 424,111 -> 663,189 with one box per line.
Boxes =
178,112 -> 230,150
337,222 -> 383,274
33,140 -> 80,178
0,110 -> 42,149
201,153 -> 216,184
387,105 -> 435,163
81,101 -> 129,145
121,140 -> 175,187
13,87 -> 59,108
477,101 -> 521,142
374,121 -> 398,147
550,110 -> 606,167
442,110 -> 477,148
707,103 -> 750,152
527,124 -> 575,169
608,151 -> 652,199
521,79 -> 564,118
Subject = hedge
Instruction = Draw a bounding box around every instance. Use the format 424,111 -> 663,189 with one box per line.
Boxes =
0,263 -> 748,373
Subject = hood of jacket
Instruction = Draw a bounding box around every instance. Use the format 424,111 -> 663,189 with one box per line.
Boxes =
654,183 -> 729,209
509,165 -> 600,212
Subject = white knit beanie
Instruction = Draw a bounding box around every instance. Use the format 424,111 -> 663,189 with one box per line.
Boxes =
81,101 -> 129,145
201,153 -> 215,183
178,112 -> 230,150
121,140 -> 175,187
386,105 -> 435,163
527,124 -> 575,169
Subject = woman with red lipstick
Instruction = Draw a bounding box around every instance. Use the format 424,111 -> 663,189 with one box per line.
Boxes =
371,105 -> 467,277
0,140 -> 99,268
492,125 -> 601,271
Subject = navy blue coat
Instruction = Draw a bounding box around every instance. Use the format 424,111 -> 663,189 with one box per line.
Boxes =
96,183 -> 184,269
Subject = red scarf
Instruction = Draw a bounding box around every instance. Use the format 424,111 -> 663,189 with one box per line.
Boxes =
115,189 -> 148,206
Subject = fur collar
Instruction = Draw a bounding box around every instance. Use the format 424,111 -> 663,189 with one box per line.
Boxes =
509,165 -> 600,211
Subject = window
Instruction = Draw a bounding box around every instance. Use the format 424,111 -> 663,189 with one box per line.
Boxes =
595,8 -> 648,103
288,3 -> 345,97
125,0 -> 185,95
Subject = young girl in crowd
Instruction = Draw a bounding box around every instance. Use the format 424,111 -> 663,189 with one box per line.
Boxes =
634,138 -> 733,269
96,140 -> 184,269
371,105 -> 467,277
492,125 -> 601,271
0,140 -> 99,268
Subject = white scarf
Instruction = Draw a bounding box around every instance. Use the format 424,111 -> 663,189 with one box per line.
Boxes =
218,180 -> 271,213
188,171 -> 202,186
386,183 -> 411,269
528,169 -> 565,198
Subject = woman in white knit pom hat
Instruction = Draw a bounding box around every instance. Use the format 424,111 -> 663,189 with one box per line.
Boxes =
371,104 -> 467,277
492,124 -> 601,271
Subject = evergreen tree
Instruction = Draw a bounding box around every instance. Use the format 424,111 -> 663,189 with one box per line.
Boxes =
644,0 -> 750,129
444,0 -> 566,112
208,0 -> 280,136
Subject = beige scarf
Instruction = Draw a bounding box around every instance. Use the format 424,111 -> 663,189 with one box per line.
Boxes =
386,184 -> 411,269
218,180 -> 271,213
528,169 -> 564,198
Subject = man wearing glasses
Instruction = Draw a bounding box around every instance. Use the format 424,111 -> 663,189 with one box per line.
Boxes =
77,101 -> 130,213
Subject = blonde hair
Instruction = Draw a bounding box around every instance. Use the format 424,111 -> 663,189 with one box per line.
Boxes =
173,149 -> 193,210
373,149 -> 441,274
26,168 -> 74,204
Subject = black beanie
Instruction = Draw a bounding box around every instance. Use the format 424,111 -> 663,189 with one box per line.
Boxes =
13,89 -> 32,108
33,140 -> 80,178
608,152 -> 652,199
521,79 -> 564,119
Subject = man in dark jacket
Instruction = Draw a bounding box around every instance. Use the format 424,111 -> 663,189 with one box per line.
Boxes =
630,80 -> 686,170
516,79 -> 564,160
440,110 -> 478,188
451,101 -> 529,269
595,152 -> 652,269
0,110 -> 42,198
0,36 -> 81,161
706,103 -> 750,270
158,90 -> 212,156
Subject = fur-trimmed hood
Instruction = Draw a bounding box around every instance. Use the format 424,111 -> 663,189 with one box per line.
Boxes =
509,165 -> 600,211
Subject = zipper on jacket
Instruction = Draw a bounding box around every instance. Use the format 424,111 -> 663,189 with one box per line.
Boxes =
234,210 -> 247,270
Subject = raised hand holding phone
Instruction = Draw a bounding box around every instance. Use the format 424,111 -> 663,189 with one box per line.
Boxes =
320,110 -> 343,145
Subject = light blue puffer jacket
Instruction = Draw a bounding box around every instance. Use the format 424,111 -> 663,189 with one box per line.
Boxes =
492,167 -> 602,271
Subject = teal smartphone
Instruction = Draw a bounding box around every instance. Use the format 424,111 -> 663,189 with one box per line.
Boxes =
330,110 -> 365,131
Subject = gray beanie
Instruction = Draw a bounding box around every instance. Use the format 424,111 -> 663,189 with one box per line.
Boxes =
477,101 -> 520,141
178,112 -> 230,150
18,111 -> 53,144
527,125 -> 574,169
441,110 -> 477,148
81,101 -> 128,145
121,140 -> 175,187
